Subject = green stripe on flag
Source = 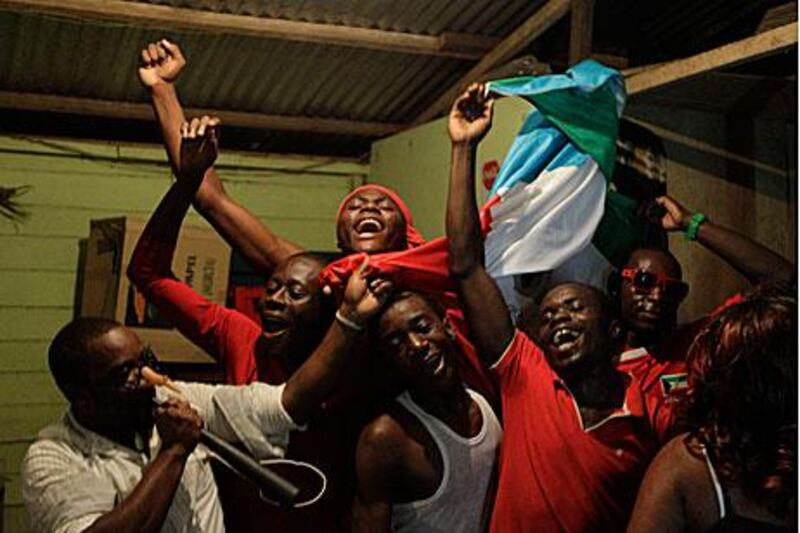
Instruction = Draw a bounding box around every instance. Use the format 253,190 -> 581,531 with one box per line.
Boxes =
525,86 -> 620,179
487,60 -> 624,179
592,190 -> 646,268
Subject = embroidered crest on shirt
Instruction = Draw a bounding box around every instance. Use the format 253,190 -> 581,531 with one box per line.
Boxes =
659,373 -> 688,399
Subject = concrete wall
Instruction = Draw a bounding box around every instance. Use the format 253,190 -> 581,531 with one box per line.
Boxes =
626,104 -> 796,322
0,135 -> 364,532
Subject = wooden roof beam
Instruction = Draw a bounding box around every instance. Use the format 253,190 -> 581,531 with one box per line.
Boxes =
626,22 -> 798,95
414,0 -> 571,123
0,0 -> 499,60
568,0 -> 595,66
0,91 -> 404,137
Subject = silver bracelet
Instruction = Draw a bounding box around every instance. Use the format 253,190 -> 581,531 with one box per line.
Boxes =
335,309 -> 363,331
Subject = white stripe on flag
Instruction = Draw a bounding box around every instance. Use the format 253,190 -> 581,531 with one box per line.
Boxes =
484,158 -> 606,277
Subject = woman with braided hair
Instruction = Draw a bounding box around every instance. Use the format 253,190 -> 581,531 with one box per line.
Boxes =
628,286 -> 796,532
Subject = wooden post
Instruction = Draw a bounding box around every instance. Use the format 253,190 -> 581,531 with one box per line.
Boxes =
568,0 -> 595,66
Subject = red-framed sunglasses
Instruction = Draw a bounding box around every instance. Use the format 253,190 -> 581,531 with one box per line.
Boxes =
620,268 -> 689,300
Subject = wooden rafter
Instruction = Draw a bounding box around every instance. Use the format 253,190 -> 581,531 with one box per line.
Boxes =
568,0 -> 595,66
626,22 -> 798,95
0,0 -> 499,60
414,0 -> 571,123
0,91 -> 404,137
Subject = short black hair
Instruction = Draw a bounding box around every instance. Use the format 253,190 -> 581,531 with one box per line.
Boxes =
48,317 -> 120,400
381,291 -> 447,320
280,251 -> 337,326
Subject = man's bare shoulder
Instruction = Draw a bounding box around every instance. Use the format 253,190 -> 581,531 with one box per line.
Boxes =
358,405 -> 421,459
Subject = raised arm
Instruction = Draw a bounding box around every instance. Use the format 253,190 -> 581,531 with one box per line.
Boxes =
138,39 -> 301,272
281,257 -> 392,424
139,39 -> 186,176
446,85 -> 514,366
126,116 -> 264,365
656,195 -> 794,287
127,116 -> 219,283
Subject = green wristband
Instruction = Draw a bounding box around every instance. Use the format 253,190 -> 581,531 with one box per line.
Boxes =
685,213 -> 708,241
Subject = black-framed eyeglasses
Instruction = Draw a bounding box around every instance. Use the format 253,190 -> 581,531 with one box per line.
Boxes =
99,345 -> 162,391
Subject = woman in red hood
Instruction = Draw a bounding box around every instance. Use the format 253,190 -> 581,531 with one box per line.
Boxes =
336,184 -> 426,253
191,176 -> 424,274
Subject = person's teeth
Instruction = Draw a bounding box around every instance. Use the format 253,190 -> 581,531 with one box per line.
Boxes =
553,328 -> 578,346
357,218 -> 382,233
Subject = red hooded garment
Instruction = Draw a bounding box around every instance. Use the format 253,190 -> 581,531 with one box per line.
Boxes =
322,184 -> 498,407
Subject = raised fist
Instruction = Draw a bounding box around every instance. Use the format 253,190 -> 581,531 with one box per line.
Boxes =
138,39 -> 186,87
340,255 -> 393,327
179,116 -> 220,182
449,83 -> 494,146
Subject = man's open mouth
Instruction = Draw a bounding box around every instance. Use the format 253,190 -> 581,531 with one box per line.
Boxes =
421,350 -> 446,375
262,314 -> 290,335
354,217 -> 385,238
550,326 -> 582,352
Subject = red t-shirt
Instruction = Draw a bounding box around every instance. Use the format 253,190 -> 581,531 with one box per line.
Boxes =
489,331 -> 659,532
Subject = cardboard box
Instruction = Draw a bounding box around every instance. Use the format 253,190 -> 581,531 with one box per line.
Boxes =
80,217 -> 230,363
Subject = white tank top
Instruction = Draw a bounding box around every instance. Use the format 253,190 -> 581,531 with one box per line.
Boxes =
390,389 -> 503,533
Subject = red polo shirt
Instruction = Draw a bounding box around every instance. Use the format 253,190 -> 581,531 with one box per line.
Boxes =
489,331 -> 659,533
615,293 -> 744,443
616,347 -> 687,443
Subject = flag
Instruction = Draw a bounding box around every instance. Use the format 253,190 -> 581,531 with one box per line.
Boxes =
481,59 -> 625,285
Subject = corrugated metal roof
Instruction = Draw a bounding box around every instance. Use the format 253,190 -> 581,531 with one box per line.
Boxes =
0,0 -> 794,157
0,9 -> 472,121
140,0 -> 545,36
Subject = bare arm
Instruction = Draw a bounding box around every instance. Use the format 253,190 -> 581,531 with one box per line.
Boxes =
127,116 -> 219,285
281,257 -> 392,424
656,195 -> 794,287
351,418 -> 405,533
627,437 -> 688,533
192,180 -> 303,273
139,39 -> 302,272
446,85 -> 514,366
85,401 -> 203,533
139,40 -> 186,177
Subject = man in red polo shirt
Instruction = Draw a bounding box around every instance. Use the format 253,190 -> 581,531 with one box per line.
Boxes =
615,195 -> 795,439
127,116 -> 387,532
447,85 -> 662,531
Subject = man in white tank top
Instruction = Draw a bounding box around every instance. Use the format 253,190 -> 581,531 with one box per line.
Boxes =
351,291 -> 502,532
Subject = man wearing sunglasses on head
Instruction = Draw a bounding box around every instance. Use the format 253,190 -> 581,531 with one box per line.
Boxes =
615,194 -> 794,440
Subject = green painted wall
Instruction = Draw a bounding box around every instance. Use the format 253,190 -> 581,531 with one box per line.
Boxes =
0,135 -> 365,532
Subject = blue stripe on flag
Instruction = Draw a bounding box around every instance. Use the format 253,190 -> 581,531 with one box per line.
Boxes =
489,112 -> 588,197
